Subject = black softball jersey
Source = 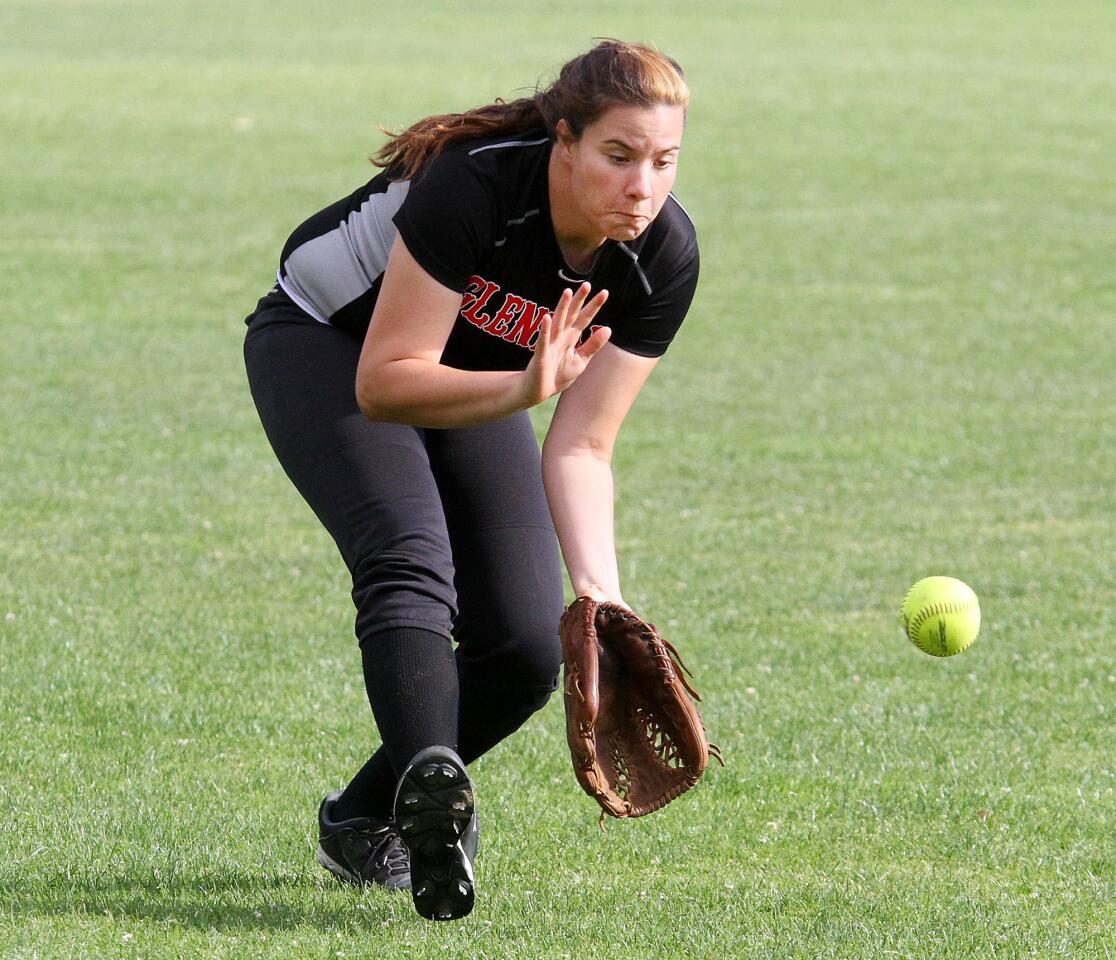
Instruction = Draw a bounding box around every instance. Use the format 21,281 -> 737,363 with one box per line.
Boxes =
273,132 -> 699,371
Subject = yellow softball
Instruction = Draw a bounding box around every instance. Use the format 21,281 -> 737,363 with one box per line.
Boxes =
900,576 -> 981,657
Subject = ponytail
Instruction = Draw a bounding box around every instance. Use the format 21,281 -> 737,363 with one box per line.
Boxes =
371,97 -> 544,182
372,39 -> 688,182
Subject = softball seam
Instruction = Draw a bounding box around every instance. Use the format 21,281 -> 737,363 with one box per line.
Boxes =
907,599 -> 978,645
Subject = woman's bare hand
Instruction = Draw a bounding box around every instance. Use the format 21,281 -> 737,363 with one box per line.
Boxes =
520,283 -> 610,406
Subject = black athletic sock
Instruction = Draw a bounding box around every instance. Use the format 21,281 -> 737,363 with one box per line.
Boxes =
333,627 -> 459,821
333,749 -> 396,822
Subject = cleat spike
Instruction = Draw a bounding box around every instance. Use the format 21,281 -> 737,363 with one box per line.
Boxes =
398,746 -> 476,921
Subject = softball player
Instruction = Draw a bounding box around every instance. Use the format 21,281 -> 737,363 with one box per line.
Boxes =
243,39 -> 698,921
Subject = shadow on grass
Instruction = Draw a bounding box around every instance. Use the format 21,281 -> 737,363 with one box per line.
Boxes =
0,870 -> 410,933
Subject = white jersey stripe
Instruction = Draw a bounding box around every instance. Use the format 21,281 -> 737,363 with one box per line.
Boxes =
615,242 -> 653,296
665,192 -> 695,228
277,271 -> 330,325
467,137 -> 549,156
493,208 -> 540,248
281,180 -> 410,321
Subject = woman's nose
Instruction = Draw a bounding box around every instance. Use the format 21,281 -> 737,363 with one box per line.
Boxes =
626,164 -> 652,200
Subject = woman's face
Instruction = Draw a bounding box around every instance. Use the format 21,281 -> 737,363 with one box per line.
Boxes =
558,102 -> 686,244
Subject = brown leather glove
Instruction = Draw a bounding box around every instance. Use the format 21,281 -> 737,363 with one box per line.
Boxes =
559,598 -> 723,823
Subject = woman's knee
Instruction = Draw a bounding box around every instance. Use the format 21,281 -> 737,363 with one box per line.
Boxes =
456,612 -> 563,695
459,665 -> 559,729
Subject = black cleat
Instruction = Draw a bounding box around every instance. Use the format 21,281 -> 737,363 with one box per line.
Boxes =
316,792 -> 410,892
394,746 -> 477,921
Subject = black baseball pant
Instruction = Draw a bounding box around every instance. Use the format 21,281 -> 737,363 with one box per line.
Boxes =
244,290 -> 564,818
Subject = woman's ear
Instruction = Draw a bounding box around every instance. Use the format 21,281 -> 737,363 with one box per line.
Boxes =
555,118 -> 576,158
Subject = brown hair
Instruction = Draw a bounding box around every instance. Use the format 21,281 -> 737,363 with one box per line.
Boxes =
372,39 -> 688,182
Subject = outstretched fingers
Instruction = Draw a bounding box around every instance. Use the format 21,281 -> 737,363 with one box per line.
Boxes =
576,322 -> 612,361
521,283 -> 612,406
550,285 -> 578,342
555,284 -> 610,367
576,287 -> 609,332
549,287 -> 573,345
552,284 -> 607,339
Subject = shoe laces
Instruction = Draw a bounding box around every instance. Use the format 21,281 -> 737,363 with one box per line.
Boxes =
360,825 -> 409,884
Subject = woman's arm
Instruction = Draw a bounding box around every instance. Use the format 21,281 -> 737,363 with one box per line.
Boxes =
356,236 -> 610,428
542,342 -> 660,605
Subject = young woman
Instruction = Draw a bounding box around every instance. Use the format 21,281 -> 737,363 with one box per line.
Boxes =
243,39 -> 698,921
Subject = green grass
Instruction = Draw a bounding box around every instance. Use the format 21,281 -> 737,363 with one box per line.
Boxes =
2,0 -> 1115,956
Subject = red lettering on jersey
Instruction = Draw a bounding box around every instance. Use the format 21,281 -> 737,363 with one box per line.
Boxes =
485,294 -> 526,337
459,275 -> 487,314
457,275 -> 553,352
460,278 -> 501,328
510,302 -> 548,350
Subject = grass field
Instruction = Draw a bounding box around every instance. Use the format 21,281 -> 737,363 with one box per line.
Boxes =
2,1 -> 1115,956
